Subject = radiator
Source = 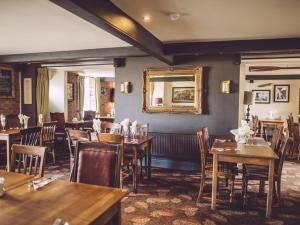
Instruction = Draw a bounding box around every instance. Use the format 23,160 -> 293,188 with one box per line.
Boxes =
149,132 -> 199,160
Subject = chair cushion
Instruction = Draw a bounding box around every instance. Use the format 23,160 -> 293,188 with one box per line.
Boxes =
76,150 -> 117,187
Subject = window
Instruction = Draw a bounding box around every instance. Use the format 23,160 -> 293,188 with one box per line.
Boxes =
83,77 -> 96,111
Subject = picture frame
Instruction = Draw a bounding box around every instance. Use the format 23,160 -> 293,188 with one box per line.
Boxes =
252,90 -> 271,104
67,83 -> 74,101
172,87 -> 195,103
274,85 -> 290,102
0,66 -> 15,98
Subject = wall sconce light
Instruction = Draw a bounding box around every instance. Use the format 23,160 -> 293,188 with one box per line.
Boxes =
120,81 -> 132,93
220,80 -> 232,93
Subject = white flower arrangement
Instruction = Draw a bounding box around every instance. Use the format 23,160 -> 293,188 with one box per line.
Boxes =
231,120 -> 254,144
18,114 -> 30,128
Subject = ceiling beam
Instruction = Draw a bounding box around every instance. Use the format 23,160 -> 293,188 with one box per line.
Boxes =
0,47 -> 146,63
163,38 -> 300,55
50,0 -> 173,65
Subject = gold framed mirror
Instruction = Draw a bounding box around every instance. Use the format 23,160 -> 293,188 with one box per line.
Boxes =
142,67 -> 203,114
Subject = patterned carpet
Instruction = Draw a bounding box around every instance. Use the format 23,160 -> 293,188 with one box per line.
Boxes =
1,147 -> 300,225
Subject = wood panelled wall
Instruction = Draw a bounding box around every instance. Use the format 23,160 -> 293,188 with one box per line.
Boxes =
0,64 -> 20,115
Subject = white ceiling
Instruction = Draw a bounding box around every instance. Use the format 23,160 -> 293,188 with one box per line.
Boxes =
112,0 -> 300,42
0,0 -> 130,55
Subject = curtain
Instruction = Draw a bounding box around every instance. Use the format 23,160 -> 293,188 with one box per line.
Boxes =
77,76 -> 85,120
95,78 -> 101,114
36,67 -> 49,125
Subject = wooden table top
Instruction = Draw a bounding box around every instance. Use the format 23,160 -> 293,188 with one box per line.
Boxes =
66,120 -> 92,124
0,172 -> 128,225
124,136 -> 154,145
210,138 -> 278,160
0,170 -> 35,191
0,128 -> 21,136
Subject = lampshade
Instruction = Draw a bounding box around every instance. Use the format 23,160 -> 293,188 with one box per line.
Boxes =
243,91 -> 253,105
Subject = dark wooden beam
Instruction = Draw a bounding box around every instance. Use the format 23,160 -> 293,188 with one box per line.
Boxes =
246,74 -> 300,81
50,0 -> 173,65
0,47 -> 146,63
164,38 -> 300,55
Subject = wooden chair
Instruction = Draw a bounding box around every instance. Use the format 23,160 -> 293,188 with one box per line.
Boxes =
66,128 -> 91,172
20,127 -> 42,146
101,122 -> 123,134
251,115 -> 259,136
50,112 -> 66,141
286,118 -> 294,138
10,144 -> 46,177
243,138 -> 293,207
41,121 -> 57,164
74,142 -> 121,187
197,130 -> 237,203
270,125 -> 284,154
83,111 -> 96,121
290,123 -> 300,160
97,133 -> 132,189
7,114 -> 21,129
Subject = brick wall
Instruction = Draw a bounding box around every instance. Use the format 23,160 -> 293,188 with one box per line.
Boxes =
0,65 -> 20,115
67,72 -> 78,121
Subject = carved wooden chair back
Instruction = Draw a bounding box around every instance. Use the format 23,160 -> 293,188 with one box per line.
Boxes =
41,121 -> 57,143
50,112 -> 65,133
20,127 -> 42,146
101,122 -> 123,134
136,123 -> 149,137
7,114 -> 21,129
270,125 -> 283,153
11,144 -> 46,177
197,131 -> 207,173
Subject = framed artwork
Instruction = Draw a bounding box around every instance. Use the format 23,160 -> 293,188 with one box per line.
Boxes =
252,90 -> 271,104
274,85 -> 290,102
172,87 -> 195,103
67,83 -> 74,101
0,66 -> 15,98
24,78 -> 32,104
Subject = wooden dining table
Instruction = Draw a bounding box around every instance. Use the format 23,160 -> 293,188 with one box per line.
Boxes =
0,129 -> 21,171
210,137 -> 278,218
0,171 -> 128,225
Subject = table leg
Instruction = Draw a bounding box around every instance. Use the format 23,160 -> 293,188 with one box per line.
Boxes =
6,136 -> 11,172
133,146 -> 138,193
211,153 -> 218,210
266,159 -> 275,218
110,203 -> 121,225
147,141 -> 152,180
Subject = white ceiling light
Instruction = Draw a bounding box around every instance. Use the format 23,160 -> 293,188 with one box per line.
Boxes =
169,13 -> 181,21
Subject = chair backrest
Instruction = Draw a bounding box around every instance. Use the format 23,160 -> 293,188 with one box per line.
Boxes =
75,142 -> 121,187
66,128 -> 91,157
251,115 -> 259,136
276,137 -> 293,179
101,122 -> 123,134
50,112 -> 65,133
10,144 -> 46,177
83,111 -> 96,121
136,123 -> 149,137
288,113 -> 294,123
20,127 -> 42,146
286,118 -> 294,138
197,131 -> 207,173
270,125 -> 283,153
202,127 -> 211,150
292,122 -> 299,144
7,114 -> 21,129
41,121 -> 57,143
97,133 -> 124,165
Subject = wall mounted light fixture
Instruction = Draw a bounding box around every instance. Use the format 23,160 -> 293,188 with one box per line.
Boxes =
120,81 -> 132,93
220,80 -> 231,93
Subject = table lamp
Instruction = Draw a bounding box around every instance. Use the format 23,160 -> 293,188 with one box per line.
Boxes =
243,91 -> 253,123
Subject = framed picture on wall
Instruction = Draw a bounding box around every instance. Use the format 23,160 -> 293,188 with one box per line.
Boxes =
67,83 -> 74,101
172,87 -> 195,103
274,85 -> 290,102
0,66 -> 15,98
252,90 -> 271,104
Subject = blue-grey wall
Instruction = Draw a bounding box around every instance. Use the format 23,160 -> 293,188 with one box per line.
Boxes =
115,56 -> 239,135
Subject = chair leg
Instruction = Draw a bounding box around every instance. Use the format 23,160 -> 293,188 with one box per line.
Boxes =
197,173 -> 206,203
225,178 -> 229,187
276,178 -> 282,207
242,175 -> 248,209
51,147 -> 56,164
229,176 -> 235,204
